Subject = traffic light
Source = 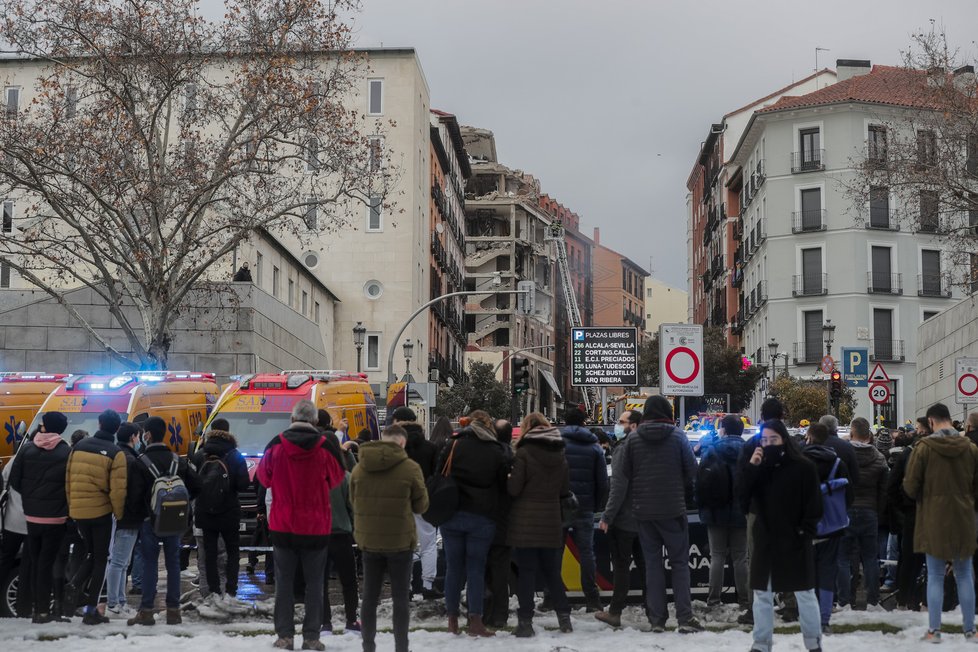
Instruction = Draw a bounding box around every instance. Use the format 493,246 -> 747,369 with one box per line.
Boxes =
830,369 -> 843,400
511,356 -> 530,394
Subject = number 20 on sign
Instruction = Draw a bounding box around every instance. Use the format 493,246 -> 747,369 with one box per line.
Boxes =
869,383 -> 890,405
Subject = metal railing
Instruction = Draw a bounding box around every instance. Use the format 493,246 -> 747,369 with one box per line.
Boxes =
867,272 -> 902,295
791,149 -> 825,173
793,342 -> 823,365
918,274 -> 951,297
792,209 -> 826,233
870,339 -> 905,362
866,208 -> 900,231
792,273 -> 827,296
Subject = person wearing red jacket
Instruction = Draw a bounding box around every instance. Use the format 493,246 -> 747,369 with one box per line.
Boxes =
257,400 -> 344,652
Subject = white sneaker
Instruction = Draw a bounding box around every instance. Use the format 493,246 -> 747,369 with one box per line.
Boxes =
180,569 -> 197,579
865,603 -> 886,613
221,593 -> 251,615
107,604 -> 135,619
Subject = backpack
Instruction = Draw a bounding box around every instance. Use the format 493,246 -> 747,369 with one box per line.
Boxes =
143,454 -> 190,537
696,453 -> 733,509
817,457 -> 849,536
422,440 -> 459,526
197,453 -> 232,515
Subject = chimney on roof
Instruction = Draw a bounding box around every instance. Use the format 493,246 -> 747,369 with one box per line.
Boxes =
593,227 -> 600,245
836,59 -> 871,82
954,65 -> 976,92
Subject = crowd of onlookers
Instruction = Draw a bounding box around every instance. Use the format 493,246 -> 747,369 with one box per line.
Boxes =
2,396 -> 978,652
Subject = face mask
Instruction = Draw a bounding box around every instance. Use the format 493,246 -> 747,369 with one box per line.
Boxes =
613,424 -> 626,439
762,445 -> 785,466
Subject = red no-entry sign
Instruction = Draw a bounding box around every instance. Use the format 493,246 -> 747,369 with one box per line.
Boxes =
659,324 -> 704,397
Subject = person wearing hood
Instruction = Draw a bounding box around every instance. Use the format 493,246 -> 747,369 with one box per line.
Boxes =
903,402 -> 978,645
836,417 -> 888,611
507,412 -> 573,637
104,422 -> 145,619
191,425 -> 250,603
438,410 -> 509,637
887,423 -> 924,611
484,418 -> 515,629
559,407 -> 608,613
741,420 -> 823,652
802,423 -> 853,632
350,424 -> 428,652
696,415 -> 750,621
391,406 -> 440,600
64,408 -> 128,625
817,415 -> 860,488
596,409 -> 646,629
613,396 -> 701,633
9,411 -> 71,624
257,400 -> 344,651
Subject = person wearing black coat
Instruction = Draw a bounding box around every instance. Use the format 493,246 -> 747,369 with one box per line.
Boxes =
484,419 -> 515,629
391,407 -> 439,599
559,408 -> 609,612
437,411 -> 509,636
740,420 -> 823,652
8,411 -> 71,623
190,429 -> 250,599
803,423 -> 854,630
887,433 -> 924,610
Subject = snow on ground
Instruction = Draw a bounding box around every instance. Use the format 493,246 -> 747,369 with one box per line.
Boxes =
0,599 -> 969,652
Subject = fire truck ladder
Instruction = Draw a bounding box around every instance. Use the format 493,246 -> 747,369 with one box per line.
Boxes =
546,221 -> 594,412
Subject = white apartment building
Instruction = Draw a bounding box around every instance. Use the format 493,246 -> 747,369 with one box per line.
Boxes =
729,60 -> 971,425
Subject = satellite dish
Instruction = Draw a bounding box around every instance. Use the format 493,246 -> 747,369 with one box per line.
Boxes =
446,377 -> 454,388
435,223 -> 444,234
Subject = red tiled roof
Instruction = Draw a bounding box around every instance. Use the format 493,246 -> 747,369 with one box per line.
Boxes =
722,68 -> 836,118
757,65 -> 948,113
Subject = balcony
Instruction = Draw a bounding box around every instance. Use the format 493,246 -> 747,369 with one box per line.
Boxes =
918,274 -> 951,298
753,218 -> 767,245
731,311 -> 743,334
791,149 -> 825,173
731,266 -> 744,288
733,220 -> 743,241
792,209 -> 826,233
793,341 -> 823,365
754,280 -> 768,306
866,208 -> 900,231
867,272 -> 903,295
870,339 -> 906,362
792,273 -> 827,296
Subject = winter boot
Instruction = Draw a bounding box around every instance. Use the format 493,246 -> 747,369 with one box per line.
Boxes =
585,595 -> 603,613
467,615 -> 494,638
82,610 -> 109,625
594,610 -> 621,628
273,637 -> 294,650
447,615 -> 460,635
301,640 -> 325,651
127,609 -> 156,626
166,608 -> 182,625
557,612 -> 573,633
513,617 -> 535,638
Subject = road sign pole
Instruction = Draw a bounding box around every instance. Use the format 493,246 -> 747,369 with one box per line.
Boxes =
680,396 -> 686,430
600,387 -> 608,424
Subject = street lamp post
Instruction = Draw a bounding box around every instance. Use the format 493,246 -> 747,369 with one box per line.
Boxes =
402,339 -> 414,378
823,319 -> 837,415
767,338 -> 779,393
352,322 -> 366,373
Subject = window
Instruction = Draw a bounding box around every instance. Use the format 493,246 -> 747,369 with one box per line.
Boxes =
916,129 -> 937,166
801,248 -> 822,294
871,246 -> 892,293
183,84 -> 197,113
799,188 -> 822,230
314,301 -> 321,324
305,137 -> 320,172
367,79 -> 383,115
869,186 -> 890,228
2,200 -> 12,233
920,249 -> 942,296
873,309 -> 894,360
4,87 -> 19,120
971,253 -> 978,294
919,190 -> 939,232
799,128 -> 822,170
968,132 -> 978,175
272,266 -> 280,298
868,124 -> 887,162
301,291 -> 308,316
366,333 -> 381,370
367,194 -> 382,231
622,268 -> 627,291
924,310 -> 939,321
803,310 -> 823,363
255,252 -> 263,287
0,261 -> 9,288
65,86 -> 78,118
288,279 -> 294,306
368,136 -> 383,172
304,195 -> 318,230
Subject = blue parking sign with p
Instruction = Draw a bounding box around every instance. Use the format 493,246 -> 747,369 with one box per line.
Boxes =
574,330 -> 585,341
842,347 -> 869,388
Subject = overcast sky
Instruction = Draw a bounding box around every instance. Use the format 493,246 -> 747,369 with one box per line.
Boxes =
198,1 -> 977,289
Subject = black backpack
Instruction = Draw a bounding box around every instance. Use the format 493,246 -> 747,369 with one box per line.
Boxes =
197,452 -> 233,515
696,453 -> 733,509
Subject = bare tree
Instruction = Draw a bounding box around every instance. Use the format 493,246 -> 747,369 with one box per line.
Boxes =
845,28 -> 978,291
0,0 -> 391,369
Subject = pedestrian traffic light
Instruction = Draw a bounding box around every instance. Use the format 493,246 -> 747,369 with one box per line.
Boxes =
830,369 -> 843,399
511,356 -> 530,394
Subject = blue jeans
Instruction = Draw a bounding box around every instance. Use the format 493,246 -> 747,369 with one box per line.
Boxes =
882,531 -> 899,587
106,526 -> 139,608
752,579 -> 821,652
814,537 -> 839,625
925,555 -> 975,633
441,510 -> 495,617
138,521 -> 182,610
837,509 -> 879,606
566,512 -> 598,600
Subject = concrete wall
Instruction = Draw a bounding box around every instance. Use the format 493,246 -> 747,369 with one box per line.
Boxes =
916,295 -> 978,418
0,283 -> 328,381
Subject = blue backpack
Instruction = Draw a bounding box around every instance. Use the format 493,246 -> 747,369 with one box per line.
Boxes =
817,457 -> 849,536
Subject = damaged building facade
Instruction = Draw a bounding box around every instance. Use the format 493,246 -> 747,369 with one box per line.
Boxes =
461,126 -> 560,418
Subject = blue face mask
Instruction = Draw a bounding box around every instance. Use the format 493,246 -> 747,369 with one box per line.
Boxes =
613,424 -> 626,439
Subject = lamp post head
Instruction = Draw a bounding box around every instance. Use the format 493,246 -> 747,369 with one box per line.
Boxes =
402,339 -> 414,361
822,319 -> 836,348
352,321 -> 366,348
767,338 -> 779,360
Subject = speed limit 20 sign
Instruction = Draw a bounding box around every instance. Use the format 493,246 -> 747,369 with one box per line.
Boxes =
869,383 -> 890,405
